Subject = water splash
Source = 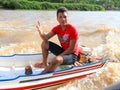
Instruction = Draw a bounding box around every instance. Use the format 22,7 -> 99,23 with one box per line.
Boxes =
0,41 -> 41,55
57,62 -> 120,90
57,27 -> 120,90
105,29 -> 120,62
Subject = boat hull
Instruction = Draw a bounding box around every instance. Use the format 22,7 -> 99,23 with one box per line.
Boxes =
0,53 -> 109,90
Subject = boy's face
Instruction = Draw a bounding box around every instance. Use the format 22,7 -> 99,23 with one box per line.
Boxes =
57,12 -> 68,26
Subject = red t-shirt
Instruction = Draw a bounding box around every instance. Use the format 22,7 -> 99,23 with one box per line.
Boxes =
51,24 -> 82,55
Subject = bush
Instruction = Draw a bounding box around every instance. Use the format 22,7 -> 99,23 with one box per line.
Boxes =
0,0 -> 19,9
0,0 -> 105,11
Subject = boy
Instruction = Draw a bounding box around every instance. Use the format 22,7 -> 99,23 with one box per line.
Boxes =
34,7 -> 81,73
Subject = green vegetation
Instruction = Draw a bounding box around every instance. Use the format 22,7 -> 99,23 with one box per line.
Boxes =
0,0 -> 120,11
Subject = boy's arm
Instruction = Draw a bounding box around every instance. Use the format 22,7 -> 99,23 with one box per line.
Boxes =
36,21 -> 54,41
60,39 -> 77,56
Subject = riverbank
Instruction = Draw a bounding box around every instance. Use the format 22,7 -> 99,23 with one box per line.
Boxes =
0,0 -> 104,11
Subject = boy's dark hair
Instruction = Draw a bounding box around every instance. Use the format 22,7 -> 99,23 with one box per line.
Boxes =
57,7 -> 68,16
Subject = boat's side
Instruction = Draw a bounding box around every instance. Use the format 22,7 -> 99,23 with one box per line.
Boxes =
0,53 -> 55,67
0,58 -> 109,90
1,69 -> 96,90
0,46 -> 91,67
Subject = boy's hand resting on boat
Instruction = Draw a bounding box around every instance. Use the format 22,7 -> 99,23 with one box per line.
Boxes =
34,62 -> 49,68
88,56 -> 103,62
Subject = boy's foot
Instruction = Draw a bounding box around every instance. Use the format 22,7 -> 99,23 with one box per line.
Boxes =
34,63 -> 48,68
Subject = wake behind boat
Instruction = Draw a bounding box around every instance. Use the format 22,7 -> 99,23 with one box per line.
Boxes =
0,53 -> 109,90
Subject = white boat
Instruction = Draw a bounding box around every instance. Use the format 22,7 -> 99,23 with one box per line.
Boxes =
0,53 -> 109,90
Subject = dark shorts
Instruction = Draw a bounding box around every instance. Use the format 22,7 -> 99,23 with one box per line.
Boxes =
48,41 -> 78,65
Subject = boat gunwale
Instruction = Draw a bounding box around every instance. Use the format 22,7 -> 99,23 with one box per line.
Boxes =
0,58 -> 109,82
0,53 -> 41,57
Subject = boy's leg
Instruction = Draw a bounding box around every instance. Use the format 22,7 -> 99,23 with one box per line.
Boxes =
41,40 -> 49,67
43,55 -> 64,72
42,41 -> 65,72
62,54 -> 78,65
34,40 -> 49,68
34,41 -> 64,68
43,54 -> 78,73
48,41 -> 64,55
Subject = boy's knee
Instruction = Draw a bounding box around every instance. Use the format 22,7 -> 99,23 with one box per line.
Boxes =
54,56 -> 63,64
41,41 -> 49,49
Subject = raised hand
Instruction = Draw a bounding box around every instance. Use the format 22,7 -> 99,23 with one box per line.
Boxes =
36,21 -> 48,41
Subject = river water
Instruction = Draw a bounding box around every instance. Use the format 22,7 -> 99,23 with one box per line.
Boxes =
0,10 -> 120,90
